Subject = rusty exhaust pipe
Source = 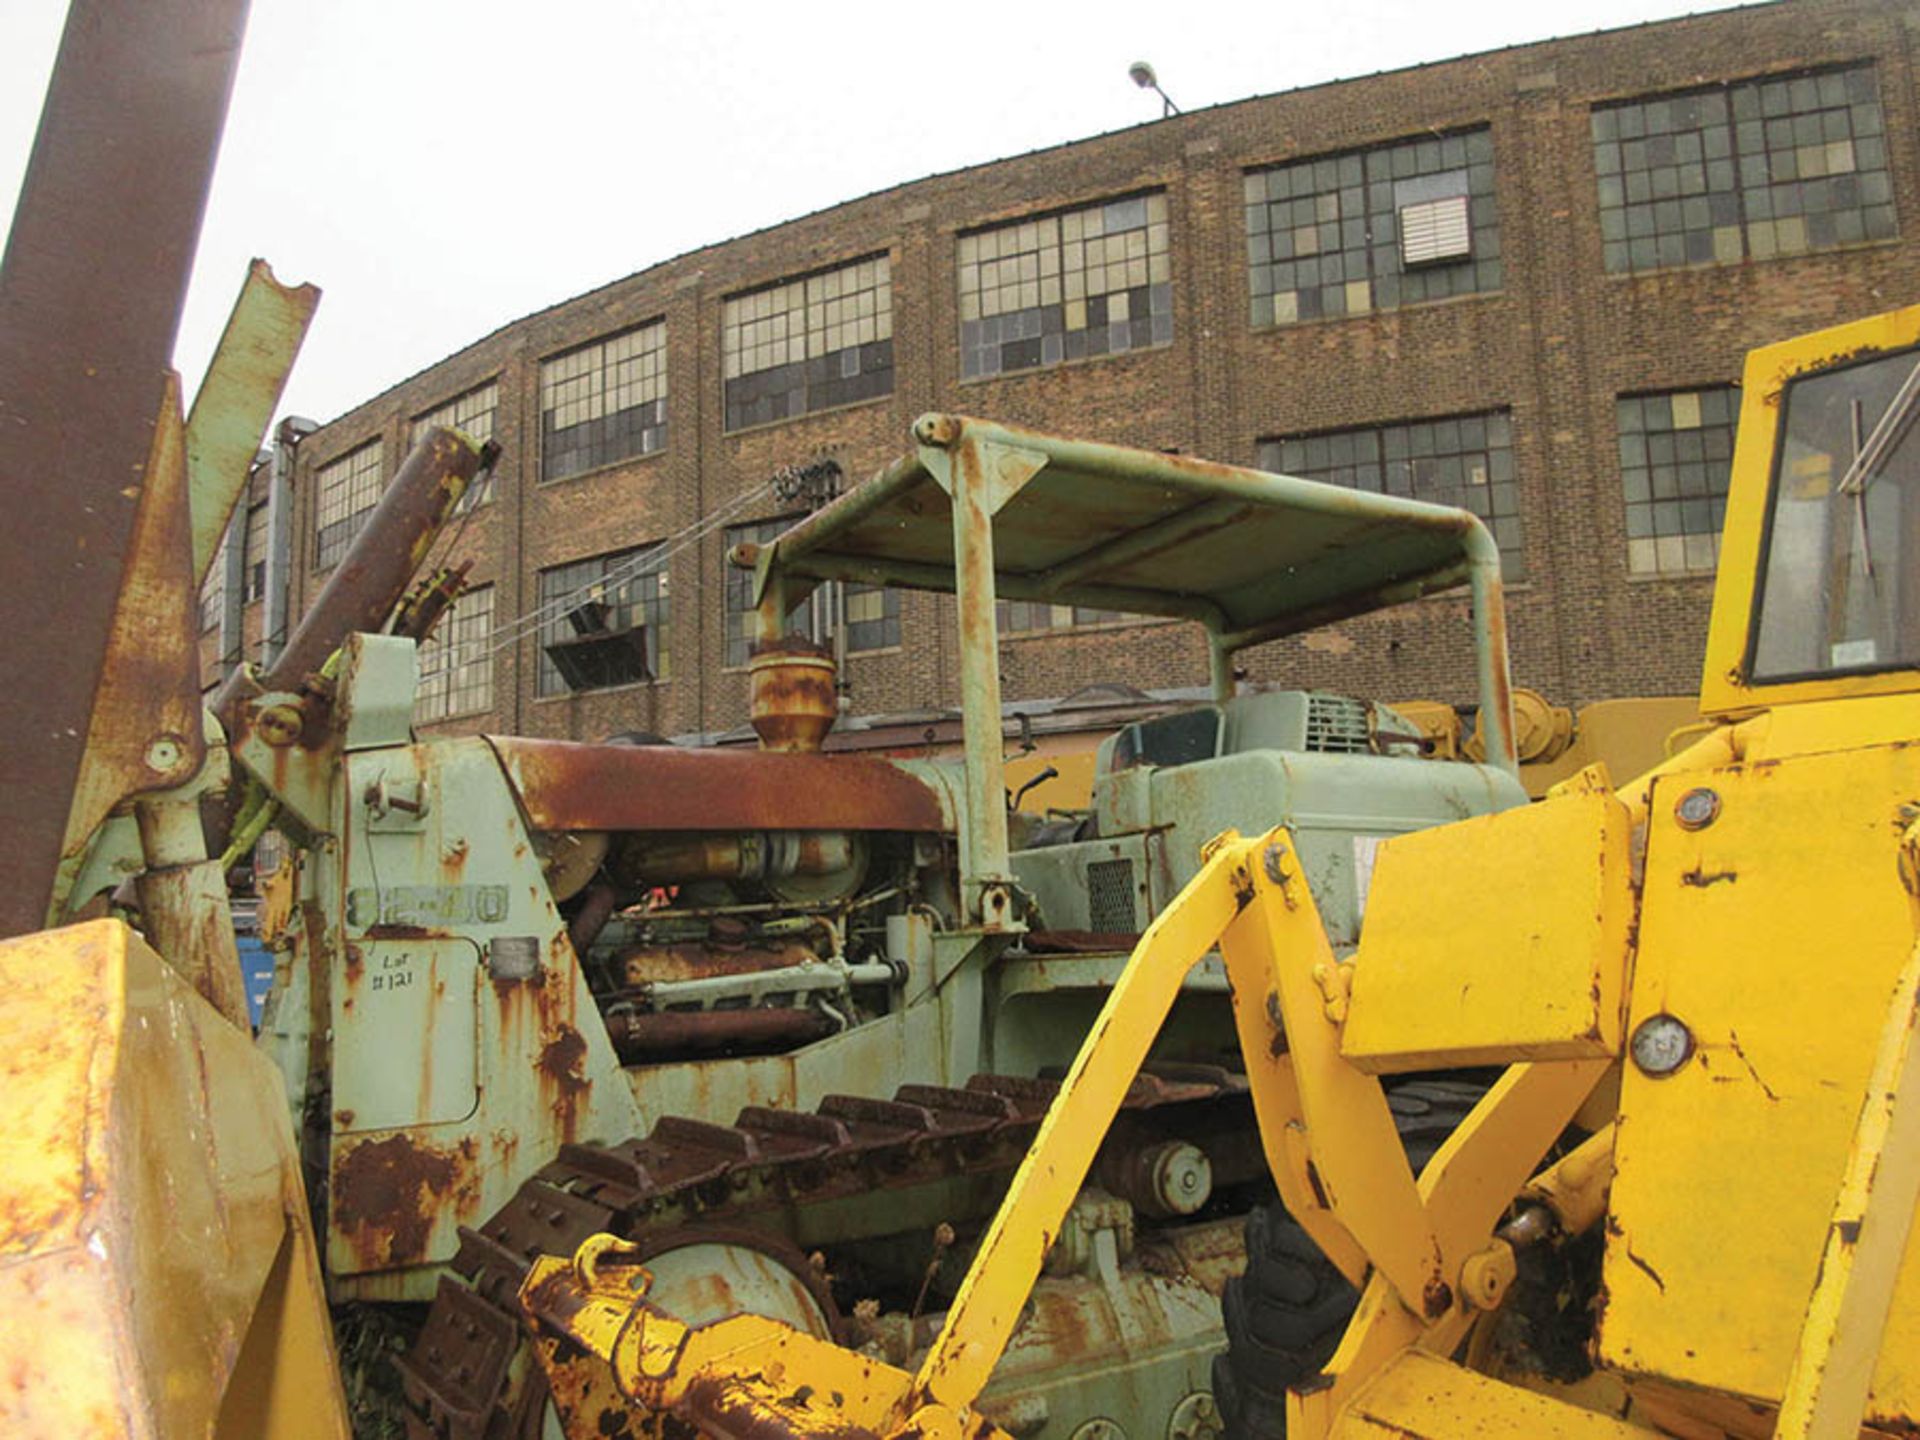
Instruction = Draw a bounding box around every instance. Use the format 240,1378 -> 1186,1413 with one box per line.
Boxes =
210,427 -> 493,725
604,1007 -> 833,1061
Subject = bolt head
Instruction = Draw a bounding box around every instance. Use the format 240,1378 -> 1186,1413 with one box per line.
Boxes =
143,735 -> 184,773
1674,787 -> 1721,830
1630,1013 -> 1694,1077
256,703 -> 303,746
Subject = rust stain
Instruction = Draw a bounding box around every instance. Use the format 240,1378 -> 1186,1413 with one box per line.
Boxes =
605,1007 -> 831,1062
1481,575 -> 1515,766
568,882 -> 621,956
522,1262 -> 593,1333
331,1132 -> 476,1268
623,938 -> 817,986
509,949 -> 594,1143
749,637 -> 837,753
1623,1241 -> 1667,1294
487,735 -> 949,833
421,951 -> 440,1117
1726,1029 -> 1781,1102
1021,930 -> 1142,955
678,1375 -> 876,1440
344,943 -> 364,986
538,1023 -> 590,1094
1679,867 -> 1738,888
365,923 -> 447,940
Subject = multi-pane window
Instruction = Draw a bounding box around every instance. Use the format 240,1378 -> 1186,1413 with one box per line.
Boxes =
959,192 -> 1172,379
200,523 -> 227,633
413,381 -> 499,509
843,583 -> 899,652
416,584 -> 494,723
996,600 -> 1123,634
724,516 -> 807,667
1258,411 -> 1525,578
1246,129 -> 1499,327
242,500 -> 269,603
313,440 -> 383,571
536,546 -> 670,696
722,517 -> 897,659
540,323 -> 667,483
1593,66 -> 1893,273
724,258 -> 892,431
1619,387 -> 1739,576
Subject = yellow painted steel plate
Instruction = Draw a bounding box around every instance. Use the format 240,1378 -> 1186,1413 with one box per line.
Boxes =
1599,744 -> 1919,1424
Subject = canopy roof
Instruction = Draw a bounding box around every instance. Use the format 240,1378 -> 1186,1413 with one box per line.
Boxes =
749,415 -> 1499,651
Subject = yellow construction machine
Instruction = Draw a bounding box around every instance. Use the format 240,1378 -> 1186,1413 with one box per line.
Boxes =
507,312 -> 1920,1436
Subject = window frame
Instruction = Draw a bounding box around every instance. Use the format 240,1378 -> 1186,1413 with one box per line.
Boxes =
412,380 -> 501,510
995,598 -> 1126,635
1244,127 -> 1500,329
312,440 -> 384,573
1618,386 -> 1740,577
1591,64 -> 1893,275
1258,408 -> 1525,579
242,498 -> 269,603
841,581 -> 900,654
723,256 -> 894,432
958,190 -> 1174,380
199,522 -> 227,634
723,514 -> 809,667
534,544 -> 671,697
416,583 -> 496,723
538,322 -> 668,485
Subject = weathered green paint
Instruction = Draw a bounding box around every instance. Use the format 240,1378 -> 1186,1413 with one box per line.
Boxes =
747,413 -> 1520,878
185,259 -> 320,583
918,430 -> 1047,924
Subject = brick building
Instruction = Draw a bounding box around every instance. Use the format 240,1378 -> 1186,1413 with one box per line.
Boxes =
200,0 -> 1920,743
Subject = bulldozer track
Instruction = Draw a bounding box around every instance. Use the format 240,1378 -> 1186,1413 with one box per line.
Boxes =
398,1064 -> 1253,1440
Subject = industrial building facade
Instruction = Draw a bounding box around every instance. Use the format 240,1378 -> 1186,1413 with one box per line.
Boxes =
199,0 -> 1920,744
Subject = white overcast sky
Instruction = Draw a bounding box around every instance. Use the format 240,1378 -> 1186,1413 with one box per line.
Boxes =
3,1 -> 1738,428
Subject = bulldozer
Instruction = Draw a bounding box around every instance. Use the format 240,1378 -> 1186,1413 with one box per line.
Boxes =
387,410 -> 1526,1438
501,308 -> 1920,1438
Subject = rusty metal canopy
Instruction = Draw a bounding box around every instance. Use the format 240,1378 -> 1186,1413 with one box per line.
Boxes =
751,414 -> 1501,652
489,737 -> 952,833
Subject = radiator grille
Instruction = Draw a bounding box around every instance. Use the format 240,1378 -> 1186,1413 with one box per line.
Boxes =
1086,858 -> 1139,934
1305,695 -> 1371,754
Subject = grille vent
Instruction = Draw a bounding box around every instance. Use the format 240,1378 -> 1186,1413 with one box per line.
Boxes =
1305,696 -> 1371,754
1400,194 -> 1472,266
1086,858 -> 1139,934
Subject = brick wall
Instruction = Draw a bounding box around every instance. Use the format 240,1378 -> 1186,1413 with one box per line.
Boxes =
271,0 -> 1920,739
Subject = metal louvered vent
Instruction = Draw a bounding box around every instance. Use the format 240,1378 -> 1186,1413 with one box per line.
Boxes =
1305,696 -> 1371,754
1400,193 -> 1472,266
1086,858 -> 1139,934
